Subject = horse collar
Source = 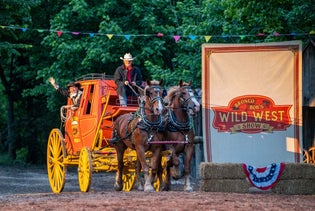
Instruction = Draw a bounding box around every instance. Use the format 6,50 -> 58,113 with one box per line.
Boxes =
137,105 -> 163,130
167,109 -> 190,131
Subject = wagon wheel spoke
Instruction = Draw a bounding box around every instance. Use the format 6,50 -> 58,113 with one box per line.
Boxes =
122,166 -> 136,191
309,147 -> 315,164
303,149 -> 310,164
153,172 -> 160,191
47,129 -> 67,193
153,155 -> 168,192
78,147 -> 92,192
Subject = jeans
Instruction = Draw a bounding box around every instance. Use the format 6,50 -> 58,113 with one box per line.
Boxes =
119,94 -> 127,106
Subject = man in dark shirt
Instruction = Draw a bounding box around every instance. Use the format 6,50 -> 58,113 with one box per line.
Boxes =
114,53 -> 142,106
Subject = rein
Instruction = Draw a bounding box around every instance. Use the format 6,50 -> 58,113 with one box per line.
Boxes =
126,83 -> 142,97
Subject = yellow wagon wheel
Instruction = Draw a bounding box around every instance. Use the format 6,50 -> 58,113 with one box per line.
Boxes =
78,147 -> 92,192
303,149 -> 310,164
122,148 -> 137,191
309,147 -> 315,164
122,166 -> 136,191
153,176 -> 160,191
47,128 -> 67,193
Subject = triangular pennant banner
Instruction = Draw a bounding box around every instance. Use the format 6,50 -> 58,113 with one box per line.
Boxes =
57,31 -> 62,37
124,35 -> 131,40
205,36 -> 212,42
189,35 -> 196,40
173,35 -> 180,42
0,25 -> 312,41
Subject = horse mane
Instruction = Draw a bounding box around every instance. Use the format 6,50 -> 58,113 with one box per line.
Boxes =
147,80 -> 161,86
164,85 -> 179,103
181,81 -> 191,86
165,81 -> 191,103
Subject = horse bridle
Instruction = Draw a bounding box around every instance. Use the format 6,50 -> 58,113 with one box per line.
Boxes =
146,85 -> 164,113
166,86 -> 195,133
178,86 -> 197,112
137,85 -> 164,128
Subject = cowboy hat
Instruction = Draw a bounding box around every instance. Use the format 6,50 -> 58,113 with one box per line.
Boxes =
120,53 -> 135,61
67,82 -> 81,90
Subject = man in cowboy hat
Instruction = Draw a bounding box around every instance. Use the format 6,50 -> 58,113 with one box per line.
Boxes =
114,53 -> 142,106
49,77 -> 83,110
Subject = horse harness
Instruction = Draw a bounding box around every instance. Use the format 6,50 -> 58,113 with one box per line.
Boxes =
166,86 -> 195,144
134,95 -> 164,144
117,94 -> 164,146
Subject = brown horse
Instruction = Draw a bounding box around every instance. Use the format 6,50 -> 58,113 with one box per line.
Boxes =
112,80 -> 165,192
162,80 -> 200,191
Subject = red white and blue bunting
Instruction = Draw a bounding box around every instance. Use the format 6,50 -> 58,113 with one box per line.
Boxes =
242,163 -> 285,190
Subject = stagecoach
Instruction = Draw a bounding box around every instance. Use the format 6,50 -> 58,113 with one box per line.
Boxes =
47,73 -> 200,193
46,73 -> 166,193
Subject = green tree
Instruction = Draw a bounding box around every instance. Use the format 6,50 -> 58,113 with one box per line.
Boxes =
0,0 -> 64,163
0,0 -> 40,160
220,0 -> 314,43
38,0 -> 204,90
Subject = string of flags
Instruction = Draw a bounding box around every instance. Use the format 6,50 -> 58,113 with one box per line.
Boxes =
1,25 -> 315,43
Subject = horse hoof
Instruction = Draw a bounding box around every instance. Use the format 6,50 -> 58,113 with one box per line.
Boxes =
137,184 -> 144,191
161,185 -> 171,191
114,183 -> 123,191
184,186 -> 193,192
144,185 -> 155,192
170,166 -> 182,180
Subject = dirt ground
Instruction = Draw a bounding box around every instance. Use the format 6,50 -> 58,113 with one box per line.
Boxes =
0,165 -> 315,211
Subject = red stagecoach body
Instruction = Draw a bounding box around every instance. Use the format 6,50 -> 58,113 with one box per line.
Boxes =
47,74 -> 140,193
64,75 -> 138,155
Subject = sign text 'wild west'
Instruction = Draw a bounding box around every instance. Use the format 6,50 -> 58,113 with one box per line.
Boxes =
212,95 -> 292,134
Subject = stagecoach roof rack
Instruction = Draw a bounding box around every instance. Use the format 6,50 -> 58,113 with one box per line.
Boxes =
76,73 -> 115,81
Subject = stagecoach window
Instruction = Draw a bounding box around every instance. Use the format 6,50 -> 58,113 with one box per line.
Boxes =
85,84 -> 94,115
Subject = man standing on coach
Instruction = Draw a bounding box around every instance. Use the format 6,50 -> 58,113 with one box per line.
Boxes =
114,53 -> 142,106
